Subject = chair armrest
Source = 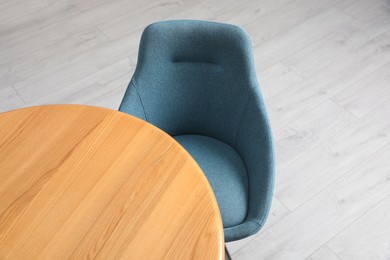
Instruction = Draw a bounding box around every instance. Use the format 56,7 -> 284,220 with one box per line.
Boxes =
235,90 -> 274,234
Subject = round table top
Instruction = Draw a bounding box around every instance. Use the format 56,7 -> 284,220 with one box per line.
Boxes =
0,105 -> 224,259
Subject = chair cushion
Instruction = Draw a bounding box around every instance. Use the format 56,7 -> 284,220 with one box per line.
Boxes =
173,134 -> 248,228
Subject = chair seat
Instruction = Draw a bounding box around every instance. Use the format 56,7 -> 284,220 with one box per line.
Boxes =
173,134 -> 248,228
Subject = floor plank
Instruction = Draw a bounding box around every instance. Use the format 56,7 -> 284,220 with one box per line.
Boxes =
245,0 -> 343,47
27,59 -> 134,107
0,29 -> 109,86
97,1 -> 209,40
333,64 -> 390,118
306,246 -> 340,260
274,100 -> 356,170
257,62 -> 304,99
282,3 -> 390,78
268,31 -> 390,130
212,0 -> 291,27
276,100 -> 390,210
0,85 -> 25,112
251,7 -> 352,71
13,37 -> 134,103
327,196 -> 390,260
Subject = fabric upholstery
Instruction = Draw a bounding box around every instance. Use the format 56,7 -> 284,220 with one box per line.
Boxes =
119,20 -> 274,242
174,135 -> 248,228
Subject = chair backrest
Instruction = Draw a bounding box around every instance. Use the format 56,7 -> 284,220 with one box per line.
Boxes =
119,20 -> 260,148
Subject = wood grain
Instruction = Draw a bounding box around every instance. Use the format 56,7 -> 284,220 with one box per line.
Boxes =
0,105 -> 224,260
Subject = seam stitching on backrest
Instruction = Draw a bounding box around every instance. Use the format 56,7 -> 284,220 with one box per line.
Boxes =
131,79 -> 148,121
234,88 -> 255,149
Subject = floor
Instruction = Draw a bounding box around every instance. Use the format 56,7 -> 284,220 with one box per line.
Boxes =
1,0 -> 390,259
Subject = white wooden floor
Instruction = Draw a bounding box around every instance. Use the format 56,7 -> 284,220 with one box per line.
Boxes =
1,0 -> 390,259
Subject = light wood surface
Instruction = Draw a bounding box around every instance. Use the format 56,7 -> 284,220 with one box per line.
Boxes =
0,105 -> 224,260
1,0 -> 390,259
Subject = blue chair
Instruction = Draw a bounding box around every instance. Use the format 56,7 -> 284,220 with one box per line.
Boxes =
119,20 -> 274,242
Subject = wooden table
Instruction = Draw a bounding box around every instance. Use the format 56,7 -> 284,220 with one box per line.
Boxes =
0,105 -> 224,259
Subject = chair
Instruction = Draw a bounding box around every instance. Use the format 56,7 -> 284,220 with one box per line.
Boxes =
119,20 -> 274,242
